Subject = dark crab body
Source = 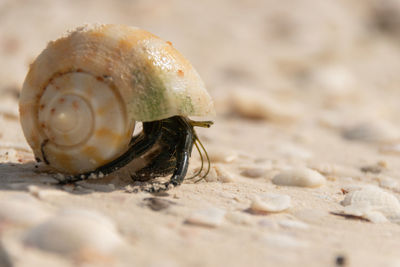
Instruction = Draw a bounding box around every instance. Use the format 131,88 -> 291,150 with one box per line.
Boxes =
19,24 -> 215,191
61,116 -> 213,191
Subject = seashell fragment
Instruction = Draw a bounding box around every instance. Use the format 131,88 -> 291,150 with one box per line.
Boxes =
340,186 -> 400,223
272,167 -> 326,188
341,121 -> 400,142
240,167 -> 266,178
24,209 -> 123,255
230,89 -> 299,122
185,207 -> 226,227
207,147 -> 238,163
205,165 -> 236,183
250,193 -> 291,213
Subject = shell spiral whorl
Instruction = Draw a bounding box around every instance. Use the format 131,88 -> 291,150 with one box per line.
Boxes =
34,70 -> 133,173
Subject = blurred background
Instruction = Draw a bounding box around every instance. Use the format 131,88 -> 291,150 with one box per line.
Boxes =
1,1 -> 400,266
1,0 -> 400,128
1,0 -> 400,155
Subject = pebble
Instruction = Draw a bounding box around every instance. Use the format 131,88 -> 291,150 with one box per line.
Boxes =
272,167 -> 326,188
143,197 -> 176,211
206,165 -> 236,183
230,90 -> 299,122
310,65 -> 355,99
240,167 -> 266,178
360,164 -> 383,174
185,207 -> 226,227
207,147 -> 238,163
0,196 -> 52,226
24,209 -> 123,255
250,194 -> 291,213
340,186 -> 400,223
341,121 -> 400,142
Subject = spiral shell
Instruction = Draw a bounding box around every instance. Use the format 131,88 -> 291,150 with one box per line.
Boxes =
19,24 -> 215,174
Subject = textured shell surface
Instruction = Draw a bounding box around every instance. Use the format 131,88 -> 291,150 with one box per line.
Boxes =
19,24 -> 215,174
341,186 -> 400,223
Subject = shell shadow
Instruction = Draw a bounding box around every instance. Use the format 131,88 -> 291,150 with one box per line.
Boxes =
0,161 -> 171,195
0,161 -> 118,195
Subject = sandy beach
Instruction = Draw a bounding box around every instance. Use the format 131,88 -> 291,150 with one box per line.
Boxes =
1,0 -> 400,266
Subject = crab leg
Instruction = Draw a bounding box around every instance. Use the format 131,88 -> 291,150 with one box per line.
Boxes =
58,121 -> 162,184
146,121 -> 195,193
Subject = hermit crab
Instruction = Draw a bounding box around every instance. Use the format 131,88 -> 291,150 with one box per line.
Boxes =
19,24 -> 215,191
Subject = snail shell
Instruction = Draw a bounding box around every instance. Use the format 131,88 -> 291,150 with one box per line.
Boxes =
19,24 -> 215,174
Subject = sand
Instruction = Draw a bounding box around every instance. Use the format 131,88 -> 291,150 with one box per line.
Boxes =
1,0 -> 400,266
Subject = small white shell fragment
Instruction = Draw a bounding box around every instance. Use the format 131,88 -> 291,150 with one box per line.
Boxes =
208,147 -> 238,163
272,167 -> 326,188
340,186 -> 400,223
341,121 -> 400,143
250,194 -> 291,213
240,167 -> 266,178
204,167 -> 219,182
186,207 -> 226,227
24,209 -> 123,254
0,196 -> 52,227
206,165 -> 236,183
310,65 -> 355,98
230,89 -> 299,122
342,202 -> 388,223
